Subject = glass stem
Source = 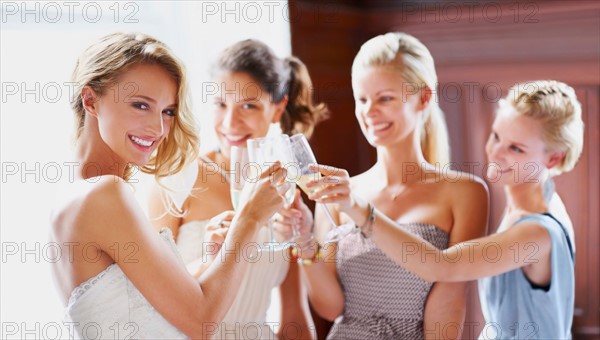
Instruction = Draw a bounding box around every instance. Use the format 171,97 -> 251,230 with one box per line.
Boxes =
268,219 -> 276,246
321,203 -> 338,227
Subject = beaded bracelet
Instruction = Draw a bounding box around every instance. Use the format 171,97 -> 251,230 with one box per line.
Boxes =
291,242 -> 321,266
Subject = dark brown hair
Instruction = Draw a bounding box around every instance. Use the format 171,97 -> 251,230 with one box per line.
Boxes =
214,39 -> 328,138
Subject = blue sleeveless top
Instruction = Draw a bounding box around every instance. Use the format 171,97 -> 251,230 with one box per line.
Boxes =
478,213 -> 574,339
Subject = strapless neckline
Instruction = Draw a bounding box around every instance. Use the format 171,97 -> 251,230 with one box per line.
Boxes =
66,228 -> 176,309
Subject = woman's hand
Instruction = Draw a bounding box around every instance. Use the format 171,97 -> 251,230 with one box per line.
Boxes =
306,164 -> 354,212
273,189 -> 314,241
306,163 -> 372,227
237,161 -> 290,227
203,211 -> 234,261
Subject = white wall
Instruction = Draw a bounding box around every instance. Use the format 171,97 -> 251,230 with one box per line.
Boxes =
1,1 -> 291,338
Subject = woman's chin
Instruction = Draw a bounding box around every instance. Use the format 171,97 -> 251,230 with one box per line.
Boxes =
366,135 -> 394,148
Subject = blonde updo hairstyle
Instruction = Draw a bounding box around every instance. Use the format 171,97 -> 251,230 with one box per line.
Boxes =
71,32 -> 199,181
352,32 -> 450,165
499,80 -> 584,176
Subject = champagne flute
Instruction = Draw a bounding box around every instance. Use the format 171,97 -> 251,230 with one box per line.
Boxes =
289,134 -> 356,244
247,134 -> 296,250
229,146 -> 249,211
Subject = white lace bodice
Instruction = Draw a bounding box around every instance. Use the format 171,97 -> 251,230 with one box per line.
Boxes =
64,229 -> 188,339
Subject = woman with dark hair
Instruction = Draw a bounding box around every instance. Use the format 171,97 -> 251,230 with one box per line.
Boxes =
149,39 -> 328,339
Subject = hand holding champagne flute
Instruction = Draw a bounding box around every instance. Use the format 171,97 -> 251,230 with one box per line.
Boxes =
289,134 -> 356,244
247,134 -> 297,250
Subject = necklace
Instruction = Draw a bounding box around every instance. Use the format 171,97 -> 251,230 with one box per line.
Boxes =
390,185 -> 410,201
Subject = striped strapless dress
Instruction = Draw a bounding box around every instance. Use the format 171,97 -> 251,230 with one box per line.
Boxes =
327,223 -> 449,340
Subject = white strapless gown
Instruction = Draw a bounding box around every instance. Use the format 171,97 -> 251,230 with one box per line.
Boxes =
177,220 -> 290,339
63,229 -> 188,339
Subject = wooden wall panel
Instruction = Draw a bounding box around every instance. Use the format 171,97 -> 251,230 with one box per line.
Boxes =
289,4 -> 367,337
291,1 -> 599,338
559,86 -> 600,337
290,1 -> 374,177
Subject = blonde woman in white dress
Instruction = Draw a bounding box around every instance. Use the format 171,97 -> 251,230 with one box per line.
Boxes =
50,32 -> 289,339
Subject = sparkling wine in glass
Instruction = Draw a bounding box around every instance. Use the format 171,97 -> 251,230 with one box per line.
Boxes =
247,134 -> 297,250
229,146 -> 249,211
289,134 -> 357,244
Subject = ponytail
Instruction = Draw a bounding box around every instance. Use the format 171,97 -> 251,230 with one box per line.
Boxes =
280,57 -> 329,138
421,103 -> 450,165
214,40 -> 329,139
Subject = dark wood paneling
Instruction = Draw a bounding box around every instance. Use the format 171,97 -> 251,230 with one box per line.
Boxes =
291,1 -> 600,338
290,1 -> 373,177
559,86 -> 600,338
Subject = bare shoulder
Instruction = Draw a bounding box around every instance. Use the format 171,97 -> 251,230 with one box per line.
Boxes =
85,175 -> 136,210
440,170 -> 488,201
424,170 -> 489,238
55,176 -> 140,240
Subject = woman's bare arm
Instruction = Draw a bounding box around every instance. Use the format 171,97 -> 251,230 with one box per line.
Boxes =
82,170 -> 285,338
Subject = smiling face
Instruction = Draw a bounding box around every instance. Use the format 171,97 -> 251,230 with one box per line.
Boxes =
485,106 -> 561,186
87,63 -> 177,167
211,71 -> 285,159
352,66 -> 426,148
